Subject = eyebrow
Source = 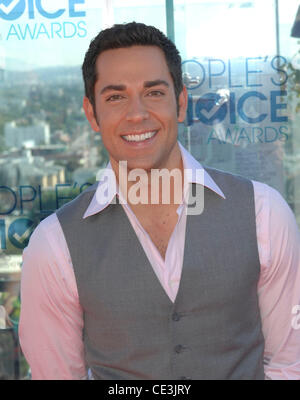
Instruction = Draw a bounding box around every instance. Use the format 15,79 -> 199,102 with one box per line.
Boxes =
100,84 -> 126,95
144,80 -> 170,88
100,80 -> 170,95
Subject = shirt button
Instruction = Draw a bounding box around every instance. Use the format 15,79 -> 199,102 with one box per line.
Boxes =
174,344 -> 184,353
172,312 -> 181,321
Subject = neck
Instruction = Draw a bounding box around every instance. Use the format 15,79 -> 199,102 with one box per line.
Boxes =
111,151 -> 184,208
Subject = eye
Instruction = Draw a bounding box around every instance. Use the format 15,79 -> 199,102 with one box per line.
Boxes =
147,90 -> 164,97
106,94 -> 124,102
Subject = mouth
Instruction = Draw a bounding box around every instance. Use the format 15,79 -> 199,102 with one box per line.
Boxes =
121,130 -> 158,143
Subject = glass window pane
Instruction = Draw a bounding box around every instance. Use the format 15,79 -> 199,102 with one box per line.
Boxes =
0,0 -> 108,379
1,0 -> 299,379
113,0 -> 166,32
174,0 -> 300,227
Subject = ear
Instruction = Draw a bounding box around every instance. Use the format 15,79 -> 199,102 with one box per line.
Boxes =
177,85 -> 188,123
83,96 -> 100,132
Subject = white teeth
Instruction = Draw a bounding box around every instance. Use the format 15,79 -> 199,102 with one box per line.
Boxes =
123,131 -> 157,142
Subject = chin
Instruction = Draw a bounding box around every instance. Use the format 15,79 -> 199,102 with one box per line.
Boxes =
126,160 -> 154,173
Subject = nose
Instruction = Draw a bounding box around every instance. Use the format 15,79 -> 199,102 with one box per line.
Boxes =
126,96 -> 149,122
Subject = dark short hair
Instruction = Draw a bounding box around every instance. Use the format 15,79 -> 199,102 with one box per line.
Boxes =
82,22 -> 183,110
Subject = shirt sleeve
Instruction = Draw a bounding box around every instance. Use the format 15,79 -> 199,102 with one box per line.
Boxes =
19,213 -> 87,380
254,181 -> 300,380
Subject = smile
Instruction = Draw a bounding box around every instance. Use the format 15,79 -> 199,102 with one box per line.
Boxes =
122,130 -> 157,142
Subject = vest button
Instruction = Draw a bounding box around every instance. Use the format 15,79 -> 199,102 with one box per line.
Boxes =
174,344 -> 184,353
172,312 -> 181,321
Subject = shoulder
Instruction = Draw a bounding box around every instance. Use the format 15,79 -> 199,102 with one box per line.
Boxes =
24,212 -> 67,261
22,211 -> 77,290
203,166 -> 254,200
22,213 -> 65,282
252,179 -> 298,231
28,212 -> 60,248
56,182 -> 98,220
252,180 -> 292,217
24,186 -> 101,260
26,183 -> 98,251
204,166 -> 252,185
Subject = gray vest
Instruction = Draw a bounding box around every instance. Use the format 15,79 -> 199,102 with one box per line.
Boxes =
56,167 -> 265,380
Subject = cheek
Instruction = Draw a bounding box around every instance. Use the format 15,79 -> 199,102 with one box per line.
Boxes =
152,104 -> 177,123
97,107 -> 121,131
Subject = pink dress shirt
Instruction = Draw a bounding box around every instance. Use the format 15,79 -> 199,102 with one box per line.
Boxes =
19,143 -> 300,380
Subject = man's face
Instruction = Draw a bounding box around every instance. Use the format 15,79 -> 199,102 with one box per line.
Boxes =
83,45 -> 187,172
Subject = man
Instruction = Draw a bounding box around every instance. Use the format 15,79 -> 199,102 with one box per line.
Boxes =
19,22 -> 300,380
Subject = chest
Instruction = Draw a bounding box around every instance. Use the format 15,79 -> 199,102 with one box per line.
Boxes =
135,207 -> 179,260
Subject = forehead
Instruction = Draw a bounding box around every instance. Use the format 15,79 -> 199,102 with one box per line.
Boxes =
94,45 -> 172,85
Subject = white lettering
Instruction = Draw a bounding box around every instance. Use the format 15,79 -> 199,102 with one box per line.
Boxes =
292,305 -> 300,330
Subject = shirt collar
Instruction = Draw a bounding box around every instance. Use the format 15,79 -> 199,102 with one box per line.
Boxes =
83,141 -> 225,219
178,141 -> 225,199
